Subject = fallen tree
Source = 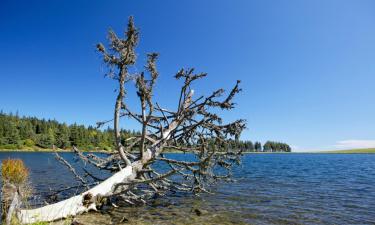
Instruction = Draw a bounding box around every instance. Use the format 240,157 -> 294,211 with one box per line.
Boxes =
15,16 -> 246,224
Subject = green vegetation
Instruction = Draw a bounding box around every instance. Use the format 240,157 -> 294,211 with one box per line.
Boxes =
320,148 -> 375,153
9,216 -> 71,225
0,111 -> 139,151
263,141 -> 291,152
0,111 -> 291,152
228,140 -> 291,152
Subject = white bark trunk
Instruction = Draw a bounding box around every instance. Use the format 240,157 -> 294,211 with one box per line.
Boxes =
17,166 -> 134,224
6,191 -> 20,225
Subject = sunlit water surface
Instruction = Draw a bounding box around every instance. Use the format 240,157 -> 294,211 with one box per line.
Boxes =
1,152 -> 374,225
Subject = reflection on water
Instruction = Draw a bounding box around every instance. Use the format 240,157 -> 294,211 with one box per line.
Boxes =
1,152 -> 375,224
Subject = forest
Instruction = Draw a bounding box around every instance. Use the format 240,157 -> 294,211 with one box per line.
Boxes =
0,111 -> 138,151
0,111 -> 291,152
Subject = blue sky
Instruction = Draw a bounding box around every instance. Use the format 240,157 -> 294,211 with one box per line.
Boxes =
1,0 -> 374,151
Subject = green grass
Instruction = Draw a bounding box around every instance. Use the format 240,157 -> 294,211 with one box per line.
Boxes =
320,148 -> 375,153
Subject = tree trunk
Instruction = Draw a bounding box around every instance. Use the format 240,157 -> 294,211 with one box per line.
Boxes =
17,166 -> 135,224
6,191 -> 20,225
2,183 -> 20,225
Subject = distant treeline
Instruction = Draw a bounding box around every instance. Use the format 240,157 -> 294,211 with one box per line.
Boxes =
228,140 -> 291,152
0,112 -> 139,151
0,112 -> 291,152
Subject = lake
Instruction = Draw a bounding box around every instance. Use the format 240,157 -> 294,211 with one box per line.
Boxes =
1,152 -> 374,225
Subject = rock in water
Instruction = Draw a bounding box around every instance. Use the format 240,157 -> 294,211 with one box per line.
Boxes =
194,208 -> 202,216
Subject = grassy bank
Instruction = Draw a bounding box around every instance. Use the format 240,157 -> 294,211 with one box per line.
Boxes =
320,148 -> 375,153
0,148 -> 292,154
0,147 -> 111,153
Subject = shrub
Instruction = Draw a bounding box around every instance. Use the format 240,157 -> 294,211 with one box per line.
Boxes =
86,144 -> 95,151
0,144 -> 18,150
1,158 -> 29,185
24,139 -> 35,147
103,146 -> 112,151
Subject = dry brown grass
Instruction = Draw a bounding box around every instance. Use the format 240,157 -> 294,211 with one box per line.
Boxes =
2,158 -> 29,185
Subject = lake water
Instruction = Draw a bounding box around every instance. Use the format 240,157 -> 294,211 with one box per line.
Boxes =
0,152 -> 374,225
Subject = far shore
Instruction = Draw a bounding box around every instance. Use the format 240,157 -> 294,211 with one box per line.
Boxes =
0,148 -> 111,153
2,148 -> 375,154
317,148 -> 375,154
0,149 -> 292,154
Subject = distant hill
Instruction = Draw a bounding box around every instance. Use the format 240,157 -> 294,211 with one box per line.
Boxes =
321,148 -> 375,153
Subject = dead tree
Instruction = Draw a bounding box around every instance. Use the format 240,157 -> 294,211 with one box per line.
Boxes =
17,16 -> 246,224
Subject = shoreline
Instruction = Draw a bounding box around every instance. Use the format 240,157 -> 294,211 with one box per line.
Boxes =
0,148 -> 111,153
0,149 -> 293,154
1,149 -> 374,154
0,149 -> 375,154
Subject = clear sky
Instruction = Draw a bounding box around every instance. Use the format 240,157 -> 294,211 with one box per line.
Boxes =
1,0 -> 375,151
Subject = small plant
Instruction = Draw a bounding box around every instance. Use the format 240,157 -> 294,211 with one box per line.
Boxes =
24,139 -> 35,147
1,158 -> 29,185
29,222 -> 50,225
9,215 -> 50,225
